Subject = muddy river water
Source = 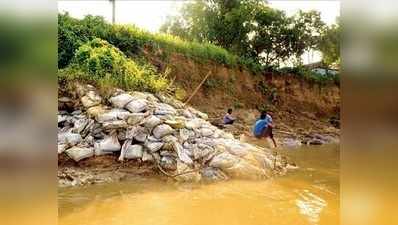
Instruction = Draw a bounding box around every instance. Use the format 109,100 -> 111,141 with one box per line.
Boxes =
59,144 -> 339,225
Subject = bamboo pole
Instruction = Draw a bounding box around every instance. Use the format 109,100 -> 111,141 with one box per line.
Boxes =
184,70 -> 211,105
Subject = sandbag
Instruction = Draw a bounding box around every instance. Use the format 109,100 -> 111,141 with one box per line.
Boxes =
185,118 -> 203,129
200,128 -> 214,137
65,132 -> 83,146
126,113 -> 146,125
109,93 -> 134,108
119,140 -> 143,161
142,151 -> 154,162
80,91 -> 102,108
173,141 -> 193,165
152,124 -> 174,139
125,99 -> 147,113
174,160 -> 201,182
65,146 -> 94,162
102,120 -> 128,130
142,115 -> 162,130
144,141 -> 164,153
154,103 -> 177,115
95,134 -> 121,152
209,152 -> 240,170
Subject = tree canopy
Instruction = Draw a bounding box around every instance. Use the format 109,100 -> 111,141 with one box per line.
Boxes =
160,0 -> 338,68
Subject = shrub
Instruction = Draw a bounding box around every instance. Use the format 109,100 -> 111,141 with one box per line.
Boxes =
59,38 -> 169,93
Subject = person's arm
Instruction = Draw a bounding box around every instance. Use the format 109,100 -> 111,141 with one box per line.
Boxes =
227,114 -> 235,121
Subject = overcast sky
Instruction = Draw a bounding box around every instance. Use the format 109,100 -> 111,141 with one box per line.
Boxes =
58,1 -> 340,32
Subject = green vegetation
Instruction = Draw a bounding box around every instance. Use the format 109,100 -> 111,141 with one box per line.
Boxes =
58,9 -> 339,87
59,38 -> 169,92
161,0 -> 329,67
58,13 -> 251,71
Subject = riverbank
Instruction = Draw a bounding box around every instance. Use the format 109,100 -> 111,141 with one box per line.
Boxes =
58,82 -> 293,187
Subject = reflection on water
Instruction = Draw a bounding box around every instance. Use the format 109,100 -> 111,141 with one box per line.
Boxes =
58,144 -> 339,225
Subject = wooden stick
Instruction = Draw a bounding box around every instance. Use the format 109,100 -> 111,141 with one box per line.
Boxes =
184,70 -> 212,105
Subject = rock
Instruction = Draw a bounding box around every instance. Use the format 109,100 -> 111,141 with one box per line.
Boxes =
142,115 -> 162,130
109,93 -> 134,108
152,124 -> 174,139
65,146 -> 94,162
144,141 -> 164,153
125,99 -> 147,113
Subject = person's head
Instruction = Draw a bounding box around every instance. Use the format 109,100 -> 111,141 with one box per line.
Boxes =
260,110 -> 267,117
260,113 -> 266,120
227,108 -> 233,114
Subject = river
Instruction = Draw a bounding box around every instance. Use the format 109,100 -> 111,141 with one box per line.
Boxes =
58,144 -> 339,225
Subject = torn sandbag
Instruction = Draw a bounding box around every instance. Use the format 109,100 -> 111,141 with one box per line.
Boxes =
173,141 -> 193,165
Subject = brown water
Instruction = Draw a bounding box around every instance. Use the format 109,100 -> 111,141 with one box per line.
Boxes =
58,144 -> 339,225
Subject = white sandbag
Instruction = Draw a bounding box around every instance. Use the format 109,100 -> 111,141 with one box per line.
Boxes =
102,120 -> 128,130
58,144 -> 67,154
72,118 -> 89,134
80,91 -> 102,108
185,118 -> 204,129
154,103 -> 177,115
119,140 -> 143,161
65,133 -> 83,146
142,151 -> 154,162
209,152 -> 240,169
125,99 -> 147,113
173,141 -> 193,165
65,146 -> 94,162
152,124 -> 174,139
126,126 -> 148,142
142,115 -> 162,130
109,93 -> 134,108
126,113 -> 146,125
144,141 -> 164,153
164,119 -> 185,129
96,134 -> 121,152
174,160 -> 201,182
200,128 -> 214,137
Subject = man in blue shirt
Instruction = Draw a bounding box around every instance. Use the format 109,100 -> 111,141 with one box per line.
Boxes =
253,111 -> 277,147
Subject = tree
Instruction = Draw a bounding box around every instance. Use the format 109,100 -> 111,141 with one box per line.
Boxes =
160,1 -> 327,67
318,18 -> 340,67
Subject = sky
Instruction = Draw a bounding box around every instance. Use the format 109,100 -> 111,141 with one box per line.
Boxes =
58,1 -> 340,32
58,0 -> 340,64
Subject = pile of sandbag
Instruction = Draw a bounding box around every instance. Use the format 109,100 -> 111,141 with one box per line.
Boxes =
58,83 -> 289,182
